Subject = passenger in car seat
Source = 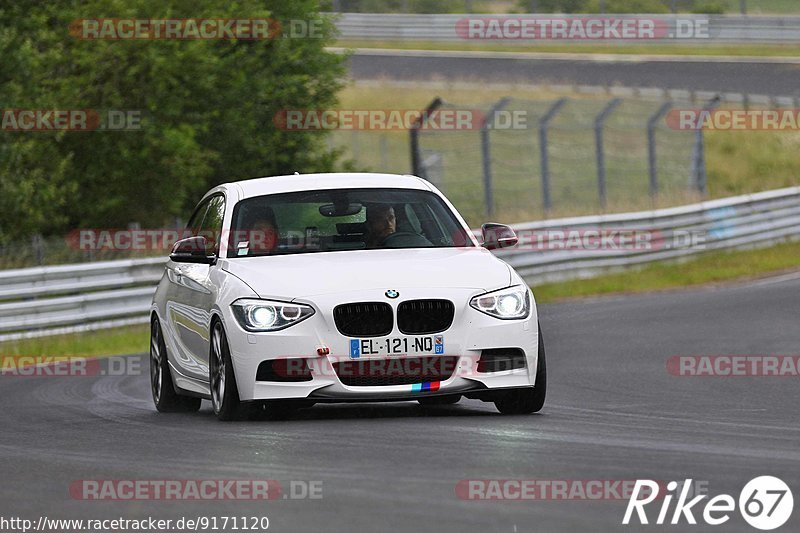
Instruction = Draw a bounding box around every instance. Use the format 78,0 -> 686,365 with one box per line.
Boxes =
247,207 -> 279,253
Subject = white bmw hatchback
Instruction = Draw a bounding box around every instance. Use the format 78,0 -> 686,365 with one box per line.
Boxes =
150,173 -> 546,420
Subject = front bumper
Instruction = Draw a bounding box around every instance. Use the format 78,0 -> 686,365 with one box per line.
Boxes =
221,288 -> 540,402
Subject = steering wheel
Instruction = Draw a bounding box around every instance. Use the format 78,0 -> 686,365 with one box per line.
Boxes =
381,232 -> 432,248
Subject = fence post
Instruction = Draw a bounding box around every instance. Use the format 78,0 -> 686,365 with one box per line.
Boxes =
539,98 -> 567,213
740,0 -> 747,15
647,101 -> 673,200
691,95 -> 721,195
410,97 -> 443,177
594,98 -> 622,209
481,97 -> 511,220
32,234 -> 44,265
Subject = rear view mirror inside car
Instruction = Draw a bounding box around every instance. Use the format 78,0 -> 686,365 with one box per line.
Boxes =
319,202 -> 363,217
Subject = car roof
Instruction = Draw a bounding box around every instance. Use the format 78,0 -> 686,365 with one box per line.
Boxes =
226,173 -> 432,200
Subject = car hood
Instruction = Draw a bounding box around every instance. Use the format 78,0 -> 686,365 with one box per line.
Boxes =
222,248 -> 512,299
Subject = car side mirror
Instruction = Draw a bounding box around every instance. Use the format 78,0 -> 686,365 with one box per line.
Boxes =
170,236 -> 217,265
481,223 -> 518,251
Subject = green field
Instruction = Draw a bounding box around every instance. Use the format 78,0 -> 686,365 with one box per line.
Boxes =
0,324 -> 149,359
533,238 -> 800,302
688,0 -> 800,13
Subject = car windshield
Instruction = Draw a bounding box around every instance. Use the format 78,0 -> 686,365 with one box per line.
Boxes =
227,188 -> 473,258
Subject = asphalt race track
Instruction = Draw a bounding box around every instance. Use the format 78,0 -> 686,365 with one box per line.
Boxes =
2,274 -> 799,532
347,50 -> 800,97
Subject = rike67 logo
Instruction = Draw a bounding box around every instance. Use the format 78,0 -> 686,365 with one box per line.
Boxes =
623,477 -> 793,530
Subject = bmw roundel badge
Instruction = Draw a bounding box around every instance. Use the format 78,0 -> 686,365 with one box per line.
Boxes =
385,289 -> 399,299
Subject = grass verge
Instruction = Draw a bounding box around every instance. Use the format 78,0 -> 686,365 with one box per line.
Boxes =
533,239 -> 800,303
0,324 -> 149,358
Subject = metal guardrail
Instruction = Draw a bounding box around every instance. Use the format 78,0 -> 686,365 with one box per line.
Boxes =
1,186 -> 799,340
332,13 -> 800,44
0,258 -> 165,341
495,186 -> 800,283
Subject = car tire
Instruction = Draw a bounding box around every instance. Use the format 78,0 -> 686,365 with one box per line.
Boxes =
494,322 -> 547,415
150,317 -> 202,413
210,320 -> 245,421
418,395 -> 461,406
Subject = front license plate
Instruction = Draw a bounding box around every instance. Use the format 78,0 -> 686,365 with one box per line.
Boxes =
349,335 -> 444,359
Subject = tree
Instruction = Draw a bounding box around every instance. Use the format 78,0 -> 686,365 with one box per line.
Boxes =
0,0 -> 346,242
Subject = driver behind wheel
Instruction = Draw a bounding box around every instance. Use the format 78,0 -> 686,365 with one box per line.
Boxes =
365,204 -> 396,248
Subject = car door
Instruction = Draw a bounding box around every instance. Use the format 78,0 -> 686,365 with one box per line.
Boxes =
165,194 -> 225,383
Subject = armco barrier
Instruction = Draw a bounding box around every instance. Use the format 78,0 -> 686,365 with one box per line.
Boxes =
331,13 -> 800,44
1,187 -> 798,340
0,257 -> 165,341
494,186 -> 800,283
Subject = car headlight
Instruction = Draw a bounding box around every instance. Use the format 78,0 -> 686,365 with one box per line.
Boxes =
470,285 -> 531,320
231,298 -> 314,332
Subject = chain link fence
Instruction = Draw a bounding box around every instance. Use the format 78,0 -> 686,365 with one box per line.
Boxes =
326,88 -> 794,228
410,93 -> 704,224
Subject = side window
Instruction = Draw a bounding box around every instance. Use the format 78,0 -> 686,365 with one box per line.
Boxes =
187,199 -> 211,236
199,195 -> 225,254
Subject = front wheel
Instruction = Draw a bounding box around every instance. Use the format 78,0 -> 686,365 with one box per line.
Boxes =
494,322 -> 547,415
210,320 -> 245,421
150,317 -> 201,413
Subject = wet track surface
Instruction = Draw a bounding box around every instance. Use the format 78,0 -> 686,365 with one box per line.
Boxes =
2,275 -> 799,532
348,51 -> 800,96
